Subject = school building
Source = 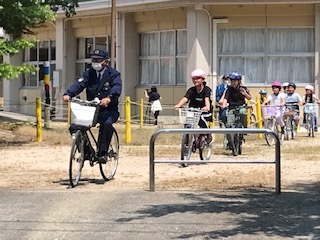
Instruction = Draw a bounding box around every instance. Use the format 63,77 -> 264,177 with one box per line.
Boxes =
1,0 -> 320,118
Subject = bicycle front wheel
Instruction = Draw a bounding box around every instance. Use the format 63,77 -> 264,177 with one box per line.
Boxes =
308,114 -> 315,137
230,133 -> 240,156
199,135 -> 211,160
180,133 -> 193,167
265,119 -> 276,146
100,128 -> 119,181
69,130 -> 85,188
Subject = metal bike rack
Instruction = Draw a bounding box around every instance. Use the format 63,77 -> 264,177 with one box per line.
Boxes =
149,128 -> 281,194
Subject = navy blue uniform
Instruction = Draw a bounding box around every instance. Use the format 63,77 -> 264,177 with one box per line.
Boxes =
64,66 -> 122,156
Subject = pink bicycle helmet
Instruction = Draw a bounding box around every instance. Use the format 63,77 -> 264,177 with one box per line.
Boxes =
191,69 -> 206,79
305,85 -> 314,92
271,81 -> 282,88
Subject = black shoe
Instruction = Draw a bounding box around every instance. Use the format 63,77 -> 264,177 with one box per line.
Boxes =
84,152 -> 91,160
98,151 -> 109,164
98,155 -> 107,164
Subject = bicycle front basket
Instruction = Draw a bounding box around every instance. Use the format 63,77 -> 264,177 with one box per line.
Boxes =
70,102 -> 100,127
179,108 -> 202,126
262,105 -> 277,118
304,103 -> 317,114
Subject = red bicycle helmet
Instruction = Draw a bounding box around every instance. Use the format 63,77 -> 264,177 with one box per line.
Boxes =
271,81 -> 282,88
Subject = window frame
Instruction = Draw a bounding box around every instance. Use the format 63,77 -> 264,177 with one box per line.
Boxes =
22,40 -> 56,88
217,27 -> 315,85
138,29 -> 187,87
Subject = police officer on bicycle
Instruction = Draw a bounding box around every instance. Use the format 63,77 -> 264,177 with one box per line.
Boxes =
63,49 -> 122,162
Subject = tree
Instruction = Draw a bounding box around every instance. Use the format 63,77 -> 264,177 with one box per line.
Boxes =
0,0 -> 78,79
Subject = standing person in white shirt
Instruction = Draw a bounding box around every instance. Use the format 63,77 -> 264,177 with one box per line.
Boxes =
263,81 -> 286,134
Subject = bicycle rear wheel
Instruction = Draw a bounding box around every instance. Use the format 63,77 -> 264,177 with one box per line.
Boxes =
265,119 -> 276,146
69,130 -> 85,188
100,128 -> 119,180
180,133 -> 193,167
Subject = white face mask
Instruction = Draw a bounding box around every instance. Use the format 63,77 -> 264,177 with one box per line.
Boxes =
92,62 -> 103,71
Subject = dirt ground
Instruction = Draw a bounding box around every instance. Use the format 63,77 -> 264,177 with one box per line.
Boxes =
0,128 -> 319,193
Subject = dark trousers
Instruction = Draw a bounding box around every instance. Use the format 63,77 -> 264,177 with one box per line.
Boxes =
97,109 -> 119,155
154,110 -> 160,125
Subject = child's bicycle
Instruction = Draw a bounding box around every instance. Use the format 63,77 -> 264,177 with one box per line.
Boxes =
283,103 -> 299,140
179,107 -> 212,167
69,97 -> 119,188
261,105 -> 284,145
304,103 -> 318,137
225,105 -> 247,156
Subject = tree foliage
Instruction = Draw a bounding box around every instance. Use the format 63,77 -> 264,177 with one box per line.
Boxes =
0,0 -> 79,79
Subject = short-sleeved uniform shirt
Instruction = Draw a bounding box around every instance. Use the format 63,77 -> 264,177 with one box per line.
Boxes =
184,86 -> 212,109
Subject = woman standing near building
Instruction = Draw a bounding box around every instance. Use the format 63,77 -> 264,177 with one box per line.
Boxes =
145,86 -> 162,125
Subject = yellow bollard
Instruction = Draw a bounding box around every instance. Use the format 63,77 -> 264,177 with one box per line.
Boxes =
125,96 -> 131,143
140,98 -> 144,129
256,96 -> 263,139
36,97 -> 42,142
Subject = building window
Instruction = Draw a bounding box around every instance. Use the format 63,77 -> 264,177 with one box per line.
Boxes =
76,36 -> 112,78
22,40 -> 56,87
139,29 -> 187,86
218,28 -> 314,84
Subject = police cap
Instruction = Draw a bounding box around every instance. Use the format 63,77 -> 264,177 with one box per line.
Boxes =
91,49 -> 109,59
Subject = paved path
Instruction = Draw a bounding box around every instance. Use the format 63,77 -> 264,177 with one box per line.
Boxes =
0,188 -> 319,240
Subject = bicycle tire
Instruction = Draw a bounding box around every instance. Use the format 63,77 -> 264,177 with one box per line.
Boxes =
306,114 -> 311,137
265,119 -> 276,146
250,113 -> 257,128
100,128 -> 119,181
69,130 -> 85,188
230,133 -> 239,156
199,135 -> 211,160
291,118 -> 295,140
285,118 -> 291,140
180,133 -> 192,167
310,114 -> 315,138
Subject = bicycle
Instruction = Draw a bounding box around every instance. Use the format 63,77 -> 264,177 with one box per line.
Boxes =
304,103 -> 318,137
225,105 -> 247,156
283,103 -> 299,141
247,100 -> 257,128
69,98 -> 119,188
179,107 -> 212,167
261,105 -> 284,145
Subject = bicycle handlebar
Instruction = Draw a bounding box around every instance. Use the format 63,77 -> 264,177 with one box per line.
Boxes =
71,97 -> 100,106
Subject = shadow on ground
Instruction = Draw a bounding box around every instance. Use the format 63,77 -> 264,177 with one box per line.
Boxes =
117,181 -> 320,239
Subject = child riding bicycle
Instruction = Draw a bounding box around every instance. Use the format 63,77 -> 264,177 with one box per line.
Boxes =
302,85 -> 320,132
219,72 -> 252,127
263,81 -> 286,134
174,69 -> 213,144
284,82 -> 302,132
